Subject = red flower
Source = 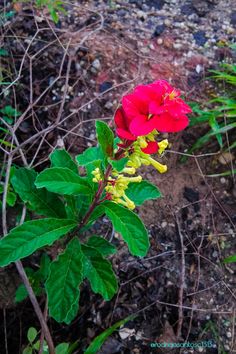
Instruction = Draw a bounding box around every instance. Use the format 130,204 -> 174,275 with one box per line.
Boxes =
114,108 -> 159,154
121,80 -> 192,135
141,141 -> 159,154
114,107 -> 136,141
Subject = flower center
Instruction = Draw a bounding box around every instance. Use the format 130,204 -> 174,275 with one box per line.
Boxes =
169,89 -> 178,100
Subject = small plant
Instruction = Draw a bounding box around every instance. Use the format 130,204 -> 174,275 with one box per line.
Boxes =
23,327 -> 72,354
0,105 -> 21,125
13,0 -> 66,23
184,58 -> 236,161
0,80 -> 192,352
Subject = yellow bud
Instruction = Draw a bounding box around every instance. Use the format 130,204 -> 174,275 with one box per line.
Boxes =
158,139 -> 168,155
138,137 -> 148,149
122,167 -> 136,175
146,130 -> 157,142
127,155 -> 141,168
127,176 -> 142,183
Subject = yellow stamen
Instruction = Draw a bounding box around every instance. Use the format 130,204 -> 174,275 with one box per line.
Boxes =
169,89 -> 178,100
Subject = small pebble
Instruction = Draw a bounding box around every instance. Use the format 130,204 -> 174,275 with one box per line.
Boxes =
92,59 -> 101,70
152,24 -> 165,37
164,19 -> 171,27
226,332 -> 232,339
220,177 -> 226,184
212,251 -> 218,258
193,31 -> 207,46
161,221 -> 167,228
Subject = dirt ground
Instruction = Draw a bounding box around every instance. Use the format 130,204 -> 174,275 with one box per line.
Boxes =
0,0 -> 236,353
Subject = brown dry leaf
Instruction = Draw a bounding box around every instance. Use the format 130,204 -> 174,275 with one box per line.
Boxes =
13,2 -> 22,12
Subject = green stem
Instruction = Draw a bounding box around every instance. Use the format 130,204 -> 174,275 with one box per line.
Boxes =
78,164 -> 112,229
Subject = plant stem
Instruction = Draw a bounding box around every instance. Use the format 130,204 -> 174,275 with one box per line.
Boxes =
78,164 -> 112,229
15,261 -> 55,354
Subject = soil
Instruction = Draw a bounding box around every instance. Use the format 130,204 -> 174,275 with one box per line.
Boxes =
0,0 -> 236,353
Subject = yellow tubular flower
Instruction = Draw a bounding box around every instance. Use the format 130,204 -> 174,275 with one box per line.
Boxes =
148,157 -> 167,173
123,194 -> 135,210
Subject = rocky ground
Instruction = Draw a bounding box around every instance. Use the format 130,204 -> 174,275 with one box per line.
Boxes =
0,0 -> 236,353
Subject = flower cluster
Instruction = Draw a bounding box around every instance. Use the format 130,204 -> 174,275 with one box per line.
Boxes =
93,80 -> 192,209
92,167 -> 142,210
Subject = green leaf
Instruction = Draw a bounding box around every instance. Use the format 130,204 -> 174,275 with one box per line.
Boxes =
96,121 -> 114,157
209,115 -> 223,148
224,254 -> 236,263
14,256 -> 50,304
50,9 -> 59,23
86,236 -> 116,257
0,105 -> 20,117
0,218 -> 77,267
46,238 -> 84,324
6,191 -> 16,207
50,149 -> 77,173
81,245 -> 118,300
126,180 -> 161,206
22,347 -> 32,354
38,253 -> 51,280
103,201 -> 149,257
11,168 -> 66,218
35,167 -> 91,196
76,146 -> 104,167
84,316 -> 134,354
64,296 -> 80,324
32,340 -> 41,351
55,343 -> 70,354
27,327 -> 38,343
108,157 -> 128,172
0,48 -> 8,56
15,284 -> 28,303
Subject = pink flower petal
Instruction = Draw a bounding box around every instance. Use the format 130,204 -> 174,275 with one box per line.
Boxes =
130,114 -> 157,136
154,113 -> 189,133
149,101 -> 166,115
122,93 -> 149,117
116,128 -> 137,141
